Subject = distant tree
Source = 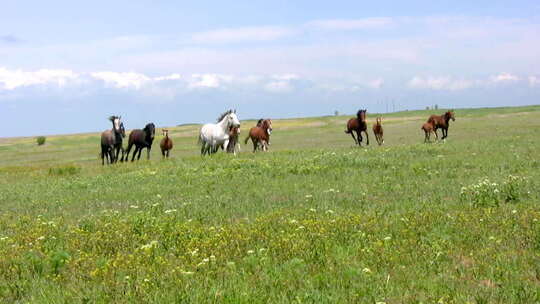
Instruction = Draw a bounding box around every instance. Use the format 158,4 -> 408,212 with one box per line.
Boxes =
425,106 -> 430,110
36,136 -> 46,146
434,104 -> 439,110
334,110 -> 339,116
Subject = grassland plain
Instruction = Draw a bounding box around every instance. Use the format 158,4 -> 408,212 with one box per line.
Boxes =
0,106 -> 539,303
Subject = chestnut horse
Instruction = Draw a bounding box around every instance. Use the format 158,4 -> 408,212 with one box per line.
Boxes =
345,109 -> 369,146
245,119 -> 272,152
421,122 -> 435,143
372,117 -> 384,145
160,129 -> 173,158
427,110 -> 455,140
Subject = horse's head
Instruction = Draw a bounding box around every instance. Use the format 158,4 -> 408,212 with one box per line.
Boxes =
144,123 -> 156,139
357,109 -> 367,122
446,111 -> 455,121
376,117 -> 382,124
227,110 -> 241,128
263,119 -> 273,135
162,129 -> 169,137
109,115 -> 121,133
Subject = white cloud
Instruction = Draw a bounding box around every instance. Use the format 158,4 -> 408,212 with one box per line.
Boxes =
264,74 -> 299,93
153,73 -> 181,81
489,73 -> 520,83
307,18 -> 394,30
90,71 -> 151,89
191,26 -> 295,44
408,73 -> 527,91
187,74 -> 233,89
529,76 -> 540,87
408,76 -> 476,91
0,67 -> 78,90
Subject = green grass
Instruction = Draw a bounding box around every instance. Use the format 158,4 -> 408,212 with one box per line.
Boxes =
1,106 -> 540,303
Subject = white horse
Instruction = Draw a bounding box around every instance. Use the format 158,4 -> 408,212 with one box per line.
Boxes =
199,110 -> 241,155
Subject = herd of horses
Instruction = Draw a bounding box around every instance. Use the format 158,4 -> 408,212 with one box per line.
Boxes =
345,109 -> 456,146
100,109 -> 455,165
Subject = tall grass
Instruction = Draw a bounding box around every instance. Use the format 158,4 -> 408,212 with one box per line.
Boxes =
0,106 -> 539,302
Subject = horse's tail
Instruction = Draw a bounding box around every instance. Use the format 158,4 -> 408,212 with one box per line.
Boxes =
344,129 -> 351,134
244,134 -> 250,144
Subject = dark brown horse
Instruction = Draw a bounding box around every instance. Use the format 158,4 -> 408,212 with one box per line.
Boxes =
421,122 -> 435,143
372,116 -> 384,145
100,116 -> 122,165
345,109 -> 369,146
245,119 -> 272,152
226,126 -> 241,154
125,123 -> 155,161
160,129 -> 173,158
427,110 -> 455,140
114,122 -> 126,162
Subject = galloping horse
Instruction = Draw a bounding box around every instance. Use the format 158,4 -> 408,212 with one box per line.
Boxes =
245,119 -> 272,152
427,110 -> 455,140
100,116 -> 122,165
160,129 -> 173,158
125,123 -> 156,161
372,117 -> 384,145
345,109 -> 369,146
199,110 -> 241,155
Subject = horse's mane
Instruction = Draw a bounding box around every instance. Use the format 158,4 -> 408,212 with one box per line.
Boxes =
109,115 -> 118,122
216,110 -> 234,123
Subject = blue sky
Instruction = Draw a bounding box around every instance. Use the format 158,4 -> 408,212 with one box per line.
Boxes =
1,1 -> 539,136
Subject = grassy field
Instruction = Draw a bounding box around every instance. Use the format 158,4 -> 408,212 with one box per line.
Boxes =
1,105 -> 539,303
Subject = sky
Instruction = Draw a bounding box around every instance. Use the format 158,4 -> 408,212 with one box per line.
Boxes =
1,0 -> 539,137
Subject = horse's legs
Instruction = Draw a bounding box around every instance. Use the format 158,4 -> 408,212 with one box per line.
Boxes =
146,147 -> 151,160
223,139 -> 230,153
252,138 -> 257,152
108,146 -> 115,164
119,148 -> 124,162
350,132 -> 357,145
166,150 -> 170,158
131,147 -> 138,162
434,129 -> 439,141
200,142 -> 206,155
364,130 -> 370,145
137,147 -> 143,160
357,131 -> 362,146
101,146 -> 106,165
106,148 -> 111,164
125,143 -> 132,161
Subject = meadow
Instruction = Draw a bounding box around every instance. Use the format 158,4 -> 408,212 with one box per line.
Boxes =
0,105 -> 539,303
